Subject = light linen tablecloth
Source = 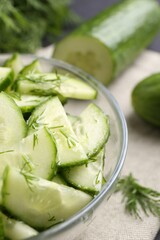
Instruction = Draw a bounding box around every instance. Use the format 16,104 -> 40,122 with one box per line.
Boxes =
28,47 -> 160,239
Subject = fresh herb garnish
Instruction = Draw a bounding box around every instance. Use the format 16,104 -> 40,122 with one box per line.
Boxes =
60,130 -> 78,148
48,214 -> 56,222
115,174 -> 160,219
21,171 -> 38,192
0,0 -> 80,53
33,133 -> 38,149
0,150 -> 14,155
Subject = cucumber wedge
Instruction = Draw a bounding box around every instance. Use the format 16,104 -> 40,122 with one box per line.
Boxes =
14,72 -> 97,100
28,97 -> 88,167
20,128 -> 57,179
0,92 -> 27,150
9,94 -> 49,113
19,59 -> 41,75
0,67 -> 14,91
53,0 -> 160,85
62,149 -> 105,193
3,53 -> 23,79
71,103 -> 110,157
2,167 -> 92,229
0,151 -> 34,180
1,212 -> 38,240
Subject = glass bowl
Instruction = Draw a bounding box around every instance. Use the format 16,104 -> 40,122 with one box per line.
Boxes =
0,55 -> 128,240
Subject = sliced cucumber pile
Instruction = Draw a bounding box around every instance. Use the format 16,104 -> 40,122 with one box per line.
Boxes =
0,54 -> 111,239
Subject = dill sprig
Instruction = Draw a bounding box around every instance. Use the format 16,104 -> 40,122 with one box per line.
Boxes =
115,174 -> 160,219
0,0 -> 80,53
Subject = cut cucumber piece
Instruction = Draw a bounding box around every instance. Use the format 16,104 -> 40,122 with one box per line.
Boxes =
0,92 -> 27,150
20,127 -> 57,179
14,72 -> 97,100
0,151 -> 34,180
2,167 -> 92,229
0,129 -> 56,182
1,213 -> 38,240
9,94 -> 49,113
19,59 -> 42,75
62,148 -> 105,193
3,53 -> 23,79
0,67 -> 14,91
53,0 -> 160,85
28,97 -> 88,167
71,103 -> 110,157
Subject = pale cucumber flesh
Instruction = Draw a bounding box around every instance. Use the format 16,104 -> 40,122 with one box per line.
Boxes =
28,96 -> 88,167
71,103 -> 110,157
62,149 -> 105,193
15,72 -> 97,100
0,92 -> 27,151
2,167 -> 92,229
54,36 -> 113,85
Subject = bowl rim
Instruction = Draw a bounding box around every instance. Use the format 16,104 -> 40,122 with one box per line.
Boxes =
20,56 -> 128,239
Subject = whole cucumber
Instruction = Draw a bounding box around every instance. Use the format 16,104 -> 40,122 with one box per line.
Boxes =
132,73 -> 160,127
53,0 -> 160,85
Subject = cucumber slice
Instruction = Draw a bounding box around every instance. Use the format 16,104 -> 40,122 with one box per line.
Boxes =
72,103 -> 110,157
2,167 -> 92,229
28,97 -> 88,167
0,92 -> 27,150
1,213 -> 38,240
0,67 -> 14,91
9,94 -> 49,113
14,73 -> 97,100
3,53 -> 23,79
19,59 -> 41,75
0,129 -> 56,181
62,148 -> 105,193
20,128 -> 57,179
53,0 -> 160,85
0,151 -> 34,180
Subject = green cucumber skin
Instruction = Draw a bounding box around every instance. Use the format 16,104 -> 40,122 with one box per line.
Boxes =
19,59 -> 41,75
3,53 -> 23,79
0,70 -> 14,91
132,73 -> 160,127
54,0 -> 160,84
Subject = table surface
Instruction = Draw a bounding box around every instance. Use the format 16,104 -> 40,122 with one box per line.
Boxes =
71,0 -> 160,52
